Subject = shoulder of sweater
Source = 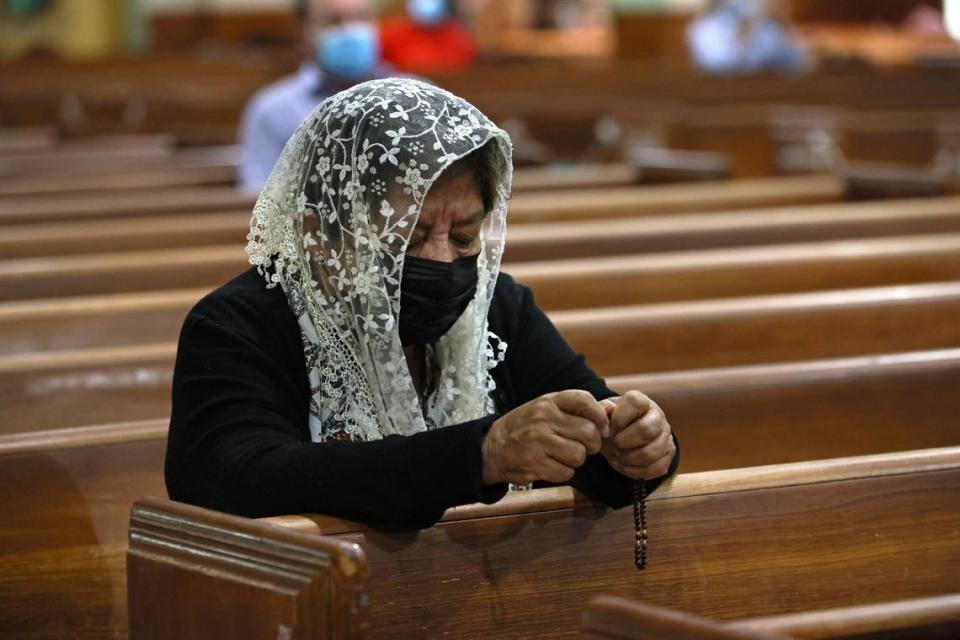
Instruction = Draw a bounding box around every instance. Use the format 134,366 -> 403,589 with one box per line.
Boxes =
186,267 -> 295,334
489,271 -> 533,335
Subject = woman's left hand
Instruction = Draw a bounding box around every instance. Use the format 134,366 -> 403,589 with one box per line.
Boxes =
599,391 -> 675,481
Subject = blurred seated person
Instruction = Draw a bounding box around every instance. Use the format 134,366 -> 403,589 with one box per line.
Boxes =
686,0 -> 809,75
380,0 -> 478,73
238,0 -> 397,191
904,4 -> 946,36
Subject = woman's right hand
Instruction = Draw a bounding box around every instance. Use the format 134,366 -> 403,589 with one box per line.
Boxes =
481,390 -> 609,485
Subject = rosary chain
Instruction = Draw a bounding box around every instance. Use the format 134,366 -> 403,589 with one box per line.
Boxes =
633,478 -> 647,570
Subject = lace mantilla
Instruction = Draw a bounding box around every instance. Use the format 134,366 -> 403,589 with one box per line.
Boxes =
246,78 -> 513,442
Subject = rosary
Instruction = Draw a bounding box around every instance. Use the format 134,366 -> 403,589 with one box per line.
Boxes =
633,479 -> 647,570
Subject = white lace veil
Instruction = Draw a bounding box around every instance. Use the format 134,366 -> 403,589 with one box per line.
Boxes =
246,78 -> 513,443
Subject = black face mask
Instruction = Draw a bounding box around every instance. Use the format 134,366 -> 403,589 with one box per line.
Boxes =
399,254 -> 479,346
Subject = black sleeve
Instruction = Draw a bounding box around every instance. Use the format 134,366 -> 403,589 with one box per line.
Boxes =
505,283 -> 680,508
165,313 -> 507,529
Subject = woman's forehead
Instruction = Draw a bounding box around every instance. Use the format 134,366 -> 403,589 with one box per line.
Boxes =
416,174 -> 485,228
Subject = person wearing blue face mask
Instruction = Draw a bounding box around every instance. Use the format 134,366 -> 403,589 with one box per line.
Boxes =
237,0 -> 399,192
686,0 -> 810,75
380,0 -> 478,73
407,0 -> 449,25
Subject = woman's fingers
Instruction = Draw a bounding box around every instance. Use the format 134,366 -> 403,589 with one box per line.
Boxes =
552,414 -> 603,455
613,402 -> 669,450
544,434 -> 588,468
537,455 -> 578,484
620,449 -> 676,481
610,390 -> 653,436
618,429 -> 673,468
550,389 -> 610,437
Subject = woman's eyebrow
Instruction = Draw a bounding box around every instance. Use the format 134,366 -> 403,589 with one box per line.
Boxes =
453,209 -> 487,227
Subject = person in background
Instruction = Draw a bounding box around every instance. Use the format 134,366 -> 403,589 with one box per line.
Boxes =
686,0 -> 809,75
238,0 -> 396,192
380,0 -> 477,74
903,3 -> 946,37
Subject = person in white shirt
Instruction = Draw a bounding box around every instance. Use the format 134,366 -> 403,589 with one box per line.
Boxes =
686,0 -> 809,75
238,0 -> 397,192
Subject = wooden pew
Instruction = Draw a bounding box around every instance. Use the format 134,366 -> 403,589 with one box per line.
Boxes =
609,348 -> 960,472
5,195 -> 960,299
128,446 -> 960,639
0,127 -> 56,153
4,352 -> 957,638
0,134 -> 179,178
726,595 -> 960,640
0,161 -> 237,199
0,421 -> 168,640
555,281 -> 960,376
582,597 -> 785,640
2,281 -> 958,431
4,338 -> 957,462
4,233 -> 960,355
843,162 -> 954,200
0,343 -> 176,433
503,195 -> 960,262
0,175 -> 842,227
581,594 -> 960,640
0,187 -> 253,226
0,159 -> 644,200
2,258 -> 958,433
515,233 -> 960,311
127,497 -> 369,640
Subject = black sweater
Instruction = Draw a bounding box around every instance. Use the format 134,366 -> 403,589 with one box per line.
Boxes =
165,267 -> 679,528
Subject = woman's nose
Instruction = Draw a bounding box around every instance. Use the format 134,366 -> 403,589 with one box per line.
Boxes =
417,238 -> 456,263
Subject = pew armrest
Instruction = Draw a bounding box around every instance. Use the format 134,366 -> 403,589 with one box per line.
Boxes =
127,496 -> 370,640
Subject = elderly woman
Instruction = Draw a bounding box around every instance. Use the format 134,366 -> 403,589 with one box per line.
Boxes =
166,79 -> 678,529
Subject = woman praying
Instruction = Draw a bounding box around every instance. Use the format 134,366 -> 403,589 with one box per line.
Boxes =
165,79 -> 678,528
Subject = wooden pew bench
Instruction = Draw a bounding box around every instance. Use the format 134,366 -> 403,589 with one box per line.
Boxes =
3,358 -> 957,638
127,446 -> 960,639
2,281 -> 958,431
502,195 -> 960,262
3,233 -> 960,355
0,421 -> 168,640
4,196 -> 960,299
0,127 -> 56,154
554,281 -> 960,376
0,135 -> 180,179
581,593 -> 960,640
0,159 -> 641,200
0,175 -> 842,227
0,155 -> 238,199
0,164 -> 237,200
610,349 -> 960,471
7,345 -> 956,466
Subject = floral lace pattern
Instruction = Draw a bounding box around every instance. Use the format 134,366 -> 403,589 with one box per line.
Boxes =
246,78 -> 513,442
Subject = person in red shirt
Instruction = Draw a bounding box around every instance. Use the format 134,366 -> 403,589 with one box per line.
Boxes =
380,0 -> 478,73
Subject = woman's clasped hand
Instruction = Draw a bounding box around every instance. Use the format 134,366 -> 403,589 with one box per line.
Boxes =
482,390 -> 675,486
